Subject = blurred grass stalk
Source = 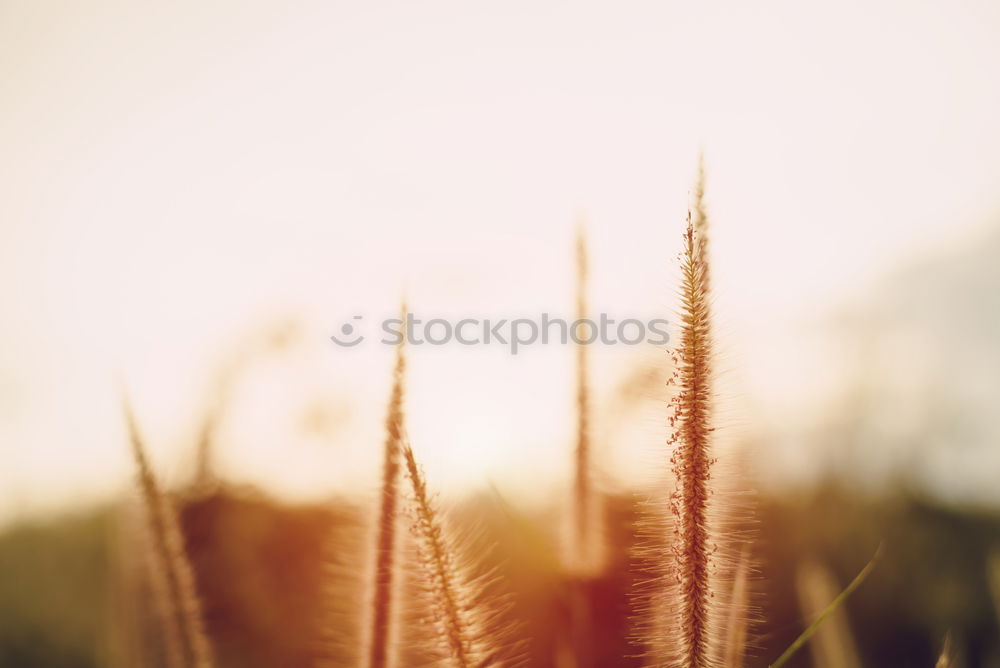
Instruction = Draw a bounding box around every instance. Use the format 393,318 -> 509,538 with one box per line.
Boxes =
363,303 -> 407,668
124,401 -> 215,668
794,560 -> 862,668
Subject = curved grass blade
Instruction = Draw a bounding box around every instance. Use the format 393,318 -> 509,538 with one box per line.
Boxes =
769,545 -> 882,668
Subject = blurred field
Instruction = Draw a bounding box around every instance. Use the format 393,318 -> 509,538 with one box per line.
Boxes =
2,482 -> 999,667
3,3 -> 1000,666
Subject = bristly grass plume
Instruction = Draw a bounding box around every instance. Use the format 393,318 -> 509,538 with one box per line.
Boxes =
667,217 -> 718,668
632,180 -> 729,667
572,224 -> 602,573
401,440 -> 507,668
692,155 -> 710,294
364,301 -> 408,668
124,400 -> 215,668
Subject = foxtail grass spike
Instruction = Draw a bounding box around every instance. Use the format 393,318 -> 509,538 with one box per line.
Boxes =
124,400 -> 214,668
692,153 -> 710,294
573,224 -> 598,570
365,301 -> 408,668
402,440 -> 503,667
630,198 -> 724,667
669,216 -> 717,668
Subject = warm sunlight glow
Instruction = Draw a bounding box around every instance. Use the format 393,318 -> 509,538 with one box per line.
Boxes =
2,0 -> 1000,521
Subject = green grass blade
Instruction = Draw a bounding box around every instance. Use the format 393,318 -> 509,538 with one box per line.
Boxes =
769,544 -> 883,668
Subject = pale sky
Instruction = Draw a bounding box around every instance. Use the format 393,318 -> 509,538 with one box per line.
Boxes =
2,0 -> 999,523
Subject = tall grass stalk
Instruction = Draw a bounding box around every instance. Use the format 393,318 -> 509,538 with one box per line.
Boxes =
794,560 -> 862,668
401,440 -> 503,667
572,225 -> 599,569
721,547 -> 751,668
124,401 -> 214,668
935,634 -> 954,668
692,155 -> 710,293
365,303 -> 408,668
667,218 -> 718,667
630,197 -> 725,667
193,318 -> 300,485
770,546 -> 881,668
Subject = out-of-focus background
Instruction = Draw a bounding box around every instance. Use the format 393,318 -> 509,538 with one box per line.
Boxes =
2,1 -> 999,666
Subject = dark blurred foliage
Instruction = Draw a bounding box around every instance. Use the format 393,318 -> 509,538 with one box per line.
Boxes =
1,482 -> 999,667
0,512 -> 112,667
756,484 -> 1000,668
